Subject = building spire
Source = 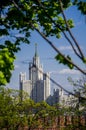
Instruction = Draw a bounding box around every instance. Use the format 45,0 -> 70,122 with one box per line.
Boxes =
35,43 -> 38,57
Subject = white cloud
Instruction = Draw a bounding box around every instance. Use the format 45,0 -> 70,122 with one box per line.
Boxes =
50,70 -> 59,74
50,68 -> 80,75
59,68 -> 80,75
59,46 -> 72,51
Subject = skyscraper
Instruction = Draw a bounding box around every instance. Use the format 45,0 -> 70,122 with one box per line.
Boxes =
19,44 -> 50,103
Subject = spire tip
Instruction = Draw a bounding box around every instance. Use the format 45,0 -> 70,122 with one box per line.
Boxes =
35,43 -> 38,57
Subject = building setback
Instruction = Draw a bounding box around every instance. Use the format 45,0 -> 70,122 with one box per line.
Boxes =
19,44 -> 50,103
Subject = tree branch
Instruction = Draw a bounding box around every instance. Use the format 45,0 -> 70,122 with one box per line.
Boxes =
59,0 -> 85,59
11,0 -> 21,11
36,0 -> 84,61
12,0 -> 86,75
34,26 -> 86,75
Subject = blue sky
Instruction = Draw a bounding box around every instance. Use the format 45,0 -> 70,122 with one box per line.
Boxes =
6,6 -> 86,94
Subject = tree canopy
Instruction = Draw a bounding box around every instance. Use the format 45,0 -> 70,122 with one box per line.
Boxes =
0,0 -> 86,86
0,2 -> 86,129
0,87 -> 59,130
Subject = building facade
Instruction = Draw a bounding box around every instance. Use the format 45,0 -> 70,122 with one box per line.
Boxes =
19,45 -> 75,106
19,45 -> 50,103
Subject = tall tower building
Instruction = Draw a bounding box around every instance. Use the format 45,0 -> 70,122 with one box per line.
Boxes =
19,44 -> 50,103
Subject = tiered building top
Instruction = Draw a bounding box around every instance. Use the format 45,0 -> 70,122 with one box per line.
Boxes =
19,44 -> 50,103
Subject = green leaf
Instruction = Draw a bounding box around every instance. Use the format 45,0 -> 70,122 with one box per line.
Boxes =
67,19 -> 74,28
55,54 -> 64,63
0,29 -> 9,36
55,54 -> 74,69
78,2 -> 86,15
56,33 -> 61,39
83,57 -> 86,63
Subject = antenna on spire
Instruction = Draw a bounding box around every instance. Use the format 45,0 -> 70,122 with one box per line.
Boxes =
35,43 -> 38,57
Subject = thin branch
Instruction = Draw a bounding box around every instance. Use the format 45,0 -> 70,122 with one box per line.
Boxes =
11,0 -> 21,11
36,0 -> 82,60
73,83 -> 84,88
34,26 -> 86,75
62,31 -> 82,59
12,0 -> 86,75
59,0 -> 85,59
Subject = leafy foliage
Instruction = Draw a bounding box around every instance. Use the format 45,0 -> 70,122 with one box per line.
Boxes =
73,0 -> 86,14
0,87 -> 59,129
0,48 -> 15,85
68,75 -> 86,115
0,0 -> 86,85
55,54 -> 74,69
